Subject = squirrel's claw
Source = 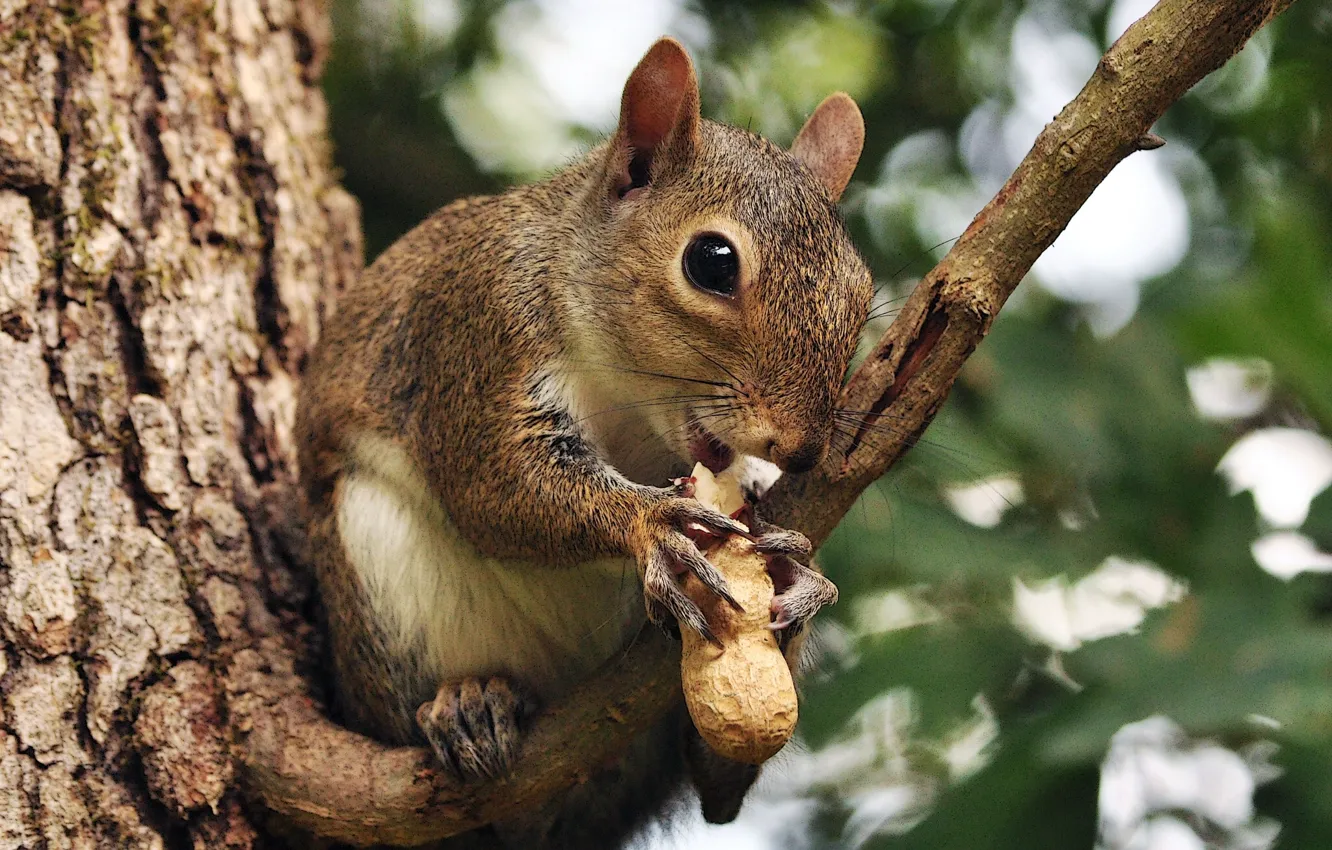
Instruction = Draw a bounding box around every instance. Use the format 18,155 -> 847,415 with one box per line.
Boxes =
748,514 -> 830,642
754,528 -> 812,561
765,557 -> 838,647
644,545 -> 717,644
669,499 -> 750,539
664,534 -> 742,612
638,495 -> 750,644
639,496 -> 830,646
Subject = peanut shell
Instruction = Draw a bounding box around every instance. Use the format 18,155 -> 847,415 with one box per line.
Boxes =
679,464 -> 797,764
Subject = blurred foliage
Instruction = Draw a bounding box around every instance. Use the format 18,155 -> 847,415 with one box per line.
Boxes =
323,1 -> 1331,847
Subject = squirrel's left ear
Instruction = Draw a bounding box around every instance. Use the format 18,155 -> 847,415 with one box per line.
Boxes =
791,93 -> 865,202
607,38 -> 701,200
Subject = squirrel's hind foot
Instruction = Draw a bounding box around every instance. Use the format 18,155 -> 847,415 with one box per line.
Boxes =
417,676 -> 526,782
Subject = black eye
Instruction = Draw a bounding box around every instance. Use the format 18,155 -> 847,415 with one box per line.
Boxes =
682,233 -> 740,296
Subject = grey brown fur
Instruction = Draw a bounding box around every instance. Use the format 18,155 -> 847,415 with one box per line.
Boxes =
296,38 -> 872,848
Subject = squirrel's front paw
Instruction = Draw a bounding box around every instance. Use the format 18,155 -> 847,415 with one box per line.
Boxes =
634,491 -> 749,643
417,677 -> 525,782
765,557 -> 837,645
752,522 -> 836,648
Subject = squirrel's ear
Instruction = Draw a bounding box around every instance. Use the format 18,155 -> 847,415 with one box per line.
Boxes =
608,38 -> 701,199
790,93 -> 864,201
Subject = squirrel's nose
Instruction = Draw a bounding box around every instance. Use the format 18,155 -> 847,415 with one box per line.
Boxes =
768,436 -> 826,474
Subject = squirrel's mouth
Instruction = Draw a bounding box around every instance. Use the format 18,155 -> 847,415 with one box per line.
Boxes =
687,419 -> 735,474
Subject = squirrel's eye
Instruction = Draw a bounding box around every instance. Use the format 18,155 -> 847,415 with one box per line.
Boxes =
682,234 -> 740,296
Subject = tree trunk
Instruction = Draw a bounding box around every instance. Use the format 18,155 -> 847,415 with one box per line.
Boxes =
0,0 -> 359,846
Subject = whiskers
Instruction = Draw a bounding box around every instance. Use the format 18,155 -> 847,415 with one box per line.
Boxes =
562,359 -> 748,477
863,235 -> 963,327
615,396 -> 746,477
865,292 -> 910,324
680,337 -> 745,392
564,360 -> 739,391
570,393 -> 725,428
827,407 -> 991,484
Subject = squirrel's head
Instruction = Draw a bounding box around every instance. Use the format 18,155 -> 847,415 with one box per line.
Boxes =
565,38 -> 873,477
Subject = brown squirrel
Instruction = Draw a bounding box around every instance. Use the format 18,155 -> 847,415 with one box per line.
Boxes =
296,38 -> 872,848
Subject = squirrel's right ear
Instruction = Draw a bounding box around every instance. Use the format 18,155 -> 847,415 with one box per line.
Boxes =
791,93 -> 865,202
606,38 -> 701,200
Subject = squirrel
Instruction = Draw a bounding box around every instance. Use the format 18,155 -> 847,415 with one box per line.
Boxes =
296,37 -> 872,849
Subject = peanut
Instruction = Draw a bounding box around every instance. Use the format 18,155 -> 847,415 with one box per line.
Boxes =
679,464 -> 797,764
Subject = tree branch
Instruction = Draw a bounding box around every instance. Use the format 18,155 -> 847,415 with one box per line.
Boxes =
236,0 -> 1296,844
231,633 -> 679,846
762,0 -> 1296,542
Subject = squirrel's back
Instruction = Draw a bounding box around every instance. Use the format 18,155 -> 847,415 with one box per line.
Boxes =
298,177 -> 574,504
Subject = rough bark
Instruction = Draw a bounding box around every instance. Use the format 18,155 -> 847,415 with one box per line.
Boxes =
0,0 -> 1295,849
0,0 -> 358,847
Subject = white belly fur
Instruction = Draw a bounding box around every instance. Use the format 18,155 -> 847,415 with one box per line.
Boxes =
337,435 -> 645,701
